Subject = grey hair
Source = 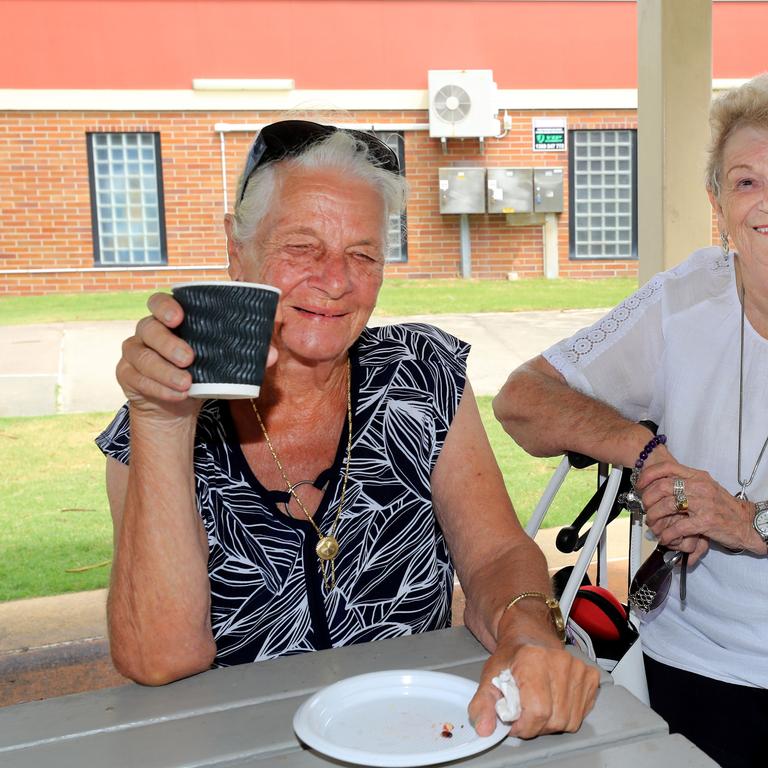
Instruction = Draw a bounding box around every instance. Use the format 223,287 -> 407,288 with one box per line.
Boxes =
230,130 -> 408,252
707,73 -> 768,198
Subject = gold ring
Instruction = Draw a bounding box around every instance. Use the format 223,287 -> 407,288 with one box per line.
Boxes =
675,496 -> 688,512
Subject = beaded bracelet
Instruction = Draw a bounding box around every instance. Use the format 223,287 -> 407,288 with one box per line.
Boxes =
630,432 -> 667,487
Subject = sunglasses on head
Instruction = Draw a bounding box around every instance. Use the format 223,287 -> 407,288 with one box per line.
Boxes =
237,120 -> 400,205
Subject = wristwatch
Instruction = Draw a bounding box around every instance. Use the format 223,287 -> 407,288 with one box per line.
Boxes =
544,596 -> 567,643
752,500 -> 768,552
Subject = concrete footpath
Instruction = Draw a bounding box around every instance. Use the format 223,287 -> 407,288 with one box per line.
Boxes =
1,308 -> 633,707
0,309 -> 606,415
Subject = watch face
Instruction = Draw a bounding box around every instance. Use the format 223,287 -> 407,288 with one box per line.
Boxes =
546,598 -> 566,643
754,509 -> 768,537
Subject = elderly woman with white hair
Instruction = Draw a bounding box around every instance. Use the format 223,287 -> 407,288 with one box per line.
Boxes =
494,75 -> 768,766
97,120 -> 598,740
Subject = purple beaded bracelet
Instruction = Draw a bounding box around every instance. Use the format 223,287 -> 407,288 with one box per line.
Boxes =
630,433 -> 667,486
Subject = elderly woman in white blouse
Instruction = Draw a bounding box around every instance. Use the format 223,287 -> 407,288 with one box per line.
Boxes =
493,74 -> 768,768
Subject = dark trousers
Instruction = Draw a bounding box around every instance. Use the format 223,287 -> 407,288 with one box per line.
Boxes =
644,654 -> 768,767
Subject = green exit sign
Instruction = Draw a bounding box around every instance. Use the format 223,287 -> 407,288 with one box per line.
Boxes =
533,120 -> 566,151
536,132 -> 564,144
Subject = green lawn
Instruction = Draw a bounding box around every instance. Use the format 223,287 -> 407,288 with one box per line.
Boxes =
0,277 -> 636,326
0,291 -> 158,326
0,400 -> 599,602
377,277 -> 635,315
0,413 -> 113,602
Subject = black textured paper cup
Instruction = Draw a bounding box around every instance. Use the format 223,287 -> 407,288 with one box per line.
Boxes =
171,281 -> 280,399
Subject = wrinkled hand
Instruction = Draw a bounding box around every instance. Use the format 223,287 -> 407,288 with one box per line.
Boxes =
637,460 -> 756,559
468,642 -> 600,739
117,292 -> 278,418
117,293 -> 198,416
632,451 -> 707,563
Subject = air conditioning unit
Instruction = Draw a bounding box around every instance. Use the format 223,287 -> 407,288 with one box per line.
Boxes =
428,70 -> 500,139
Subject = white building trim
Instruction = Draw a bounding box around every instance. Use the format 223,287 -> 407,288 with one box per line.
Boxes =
0,88 -> 648,112
0,89 -> 428,112
192,78 -> 295,91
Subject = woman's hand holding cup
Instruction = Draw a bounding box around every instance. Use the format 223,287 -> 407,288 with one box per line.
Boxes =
117,285 -> 280,419
117,292 -> 202,418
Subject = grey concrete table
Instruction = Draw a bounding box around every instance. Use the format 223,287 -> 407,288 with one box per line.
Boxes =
0,627 -> 715,767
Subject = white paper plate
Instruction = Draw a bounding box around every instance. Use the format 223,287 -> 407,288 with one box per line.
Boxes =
292,669 -> 510,767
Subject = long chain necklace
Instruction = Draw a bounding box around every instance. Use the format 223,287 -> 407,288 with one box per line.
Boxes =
250,359 -> 352,590
736,283 -> 768,500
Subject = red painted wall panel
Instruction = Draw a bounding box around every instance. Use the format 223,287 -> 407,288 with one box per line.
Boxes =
3,1 -> 638,90
713,2 -> 768,79
2,2 -> 764,92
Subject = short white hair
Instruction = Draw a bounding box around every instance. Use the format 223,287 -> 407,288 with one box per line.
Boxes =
707,73 -> 768,197
230,130 -> 408,253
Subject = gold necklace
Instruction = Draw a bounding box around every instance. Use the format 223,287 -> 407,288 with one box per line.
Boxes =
250,360 -> 352,590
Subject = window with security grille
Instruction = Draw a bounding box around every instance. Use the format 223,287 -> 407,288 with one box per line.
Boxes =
87,132 -> 167,266
374,130 -> 408,263
569,129 -> 637,260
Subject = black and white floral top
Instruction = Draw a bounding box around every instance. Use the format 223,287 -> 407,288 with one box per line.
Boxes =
97,323 -> 469,665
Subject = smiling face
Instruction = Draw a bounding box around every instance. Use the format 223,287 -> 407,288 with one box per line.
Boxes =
226,166 -> 387,366
709,124 -> 768,272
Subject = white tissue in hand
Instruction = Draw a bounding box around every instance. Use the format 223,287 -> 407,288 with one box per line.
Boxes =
491,668 -> 521,722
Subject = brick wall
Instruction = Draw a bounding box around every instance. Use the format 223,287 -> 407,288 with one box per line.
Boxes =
394,109 -> 641,281
2,107 -> 656,295
1,111 -> 238,295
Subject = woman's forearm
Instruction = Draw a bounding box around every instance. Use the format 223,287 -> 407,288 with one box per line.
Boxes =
107,413 -> 215,685
462,536 -> 558,652
493,356 -> 655,469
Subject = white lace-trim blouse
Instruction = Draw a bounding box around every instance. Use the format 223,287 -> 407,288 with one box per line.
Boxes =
544,246 -> 768,687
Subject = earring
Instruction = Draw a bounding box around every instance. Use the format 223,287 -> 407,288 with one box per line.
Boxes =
720,231 -> 730,257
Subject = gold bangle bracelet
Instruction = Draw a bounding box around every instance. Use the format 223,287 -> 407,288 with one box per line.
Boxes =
503,591 -> 567,644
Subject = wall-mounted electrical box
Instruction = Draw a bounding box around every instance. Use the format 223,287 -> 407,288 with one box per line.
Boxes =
438,167 -> 486,214
533,168 -> 564,212
486,168 -> 533,214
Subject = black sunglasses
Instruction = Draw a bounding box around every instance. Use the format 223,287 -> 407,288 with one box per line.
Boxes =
628,545 -> 688,614
237,120 -> 400,205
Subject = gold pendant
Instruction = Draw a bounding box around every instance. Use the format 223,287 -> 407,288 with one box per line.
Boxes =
316,535 -> 339,561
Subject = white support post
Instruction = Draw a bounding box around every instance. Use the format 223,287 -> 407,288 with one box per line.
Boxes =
459,214 -> 472,279
543,213 -> 559,279
637,0 -> 713,283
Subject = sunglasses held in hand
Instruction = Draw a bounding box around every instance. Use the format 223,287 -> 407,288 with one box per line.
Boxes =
628,546 -> 689,614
